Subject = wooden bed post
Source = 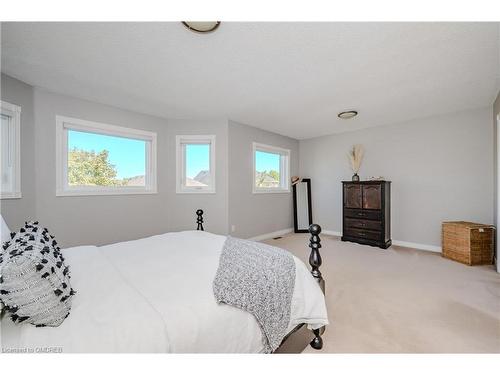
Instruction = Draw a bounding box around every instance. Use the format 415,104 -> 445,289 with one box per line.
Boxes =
308,224 -> 324,289
308,223 -> 324,350
196,209 -> 204,231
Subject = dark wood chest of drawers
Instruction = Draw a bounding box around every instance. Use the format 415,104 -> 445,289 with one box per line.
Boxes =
342,181 -> 391,249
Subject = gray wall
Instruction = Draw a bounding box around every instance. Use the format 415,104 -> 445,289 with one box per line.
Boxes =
0,74 -> 36,229
1,76 -> 232,247
300,107 -> 494,249
1,75 -> 293,247
228,120 -> 299,239
166,119 -> 229,235
2,73 -> 496,252
493,91 -> 499,270
33,88 -> 171,247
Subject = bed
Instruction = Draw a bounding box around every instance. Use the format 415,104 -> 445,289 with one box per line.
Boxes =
0,210 -> 328,353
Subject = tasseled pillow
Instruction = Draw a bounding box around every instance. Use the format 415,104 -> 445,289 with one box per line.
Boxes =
0,221 -> 75,327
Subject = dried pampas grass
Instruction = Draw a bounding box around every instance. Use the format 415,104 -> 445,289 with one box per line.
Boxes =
348,144 -> 364,174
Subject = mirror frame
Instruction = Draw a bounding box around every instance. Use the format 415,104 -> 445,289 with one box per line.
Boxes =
293,178 -> 313,233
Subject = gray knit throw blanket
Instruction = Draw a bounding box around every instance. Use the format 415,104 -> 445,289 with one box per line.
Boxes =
213,237 -> 296,353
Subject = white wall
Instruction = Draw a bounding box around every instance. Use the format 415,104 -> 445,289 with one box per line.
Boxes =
228,120 -> 299,239
300,107 -> 494,249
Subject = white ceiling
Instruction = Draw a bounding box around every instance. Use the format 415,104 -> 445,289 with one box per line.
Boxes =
1,22 -> 499,139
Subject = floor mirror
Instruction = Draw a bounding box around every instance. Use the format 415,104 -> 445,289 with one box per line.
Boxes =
293,178 -> 313,233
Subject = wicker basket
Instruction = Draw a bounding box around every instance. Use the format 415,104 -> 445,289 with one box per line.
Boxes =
442,221 -> 495,266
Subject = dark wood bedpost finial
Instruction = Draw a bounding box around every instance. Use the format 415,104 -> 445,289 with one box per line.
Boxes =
196,209 -> 204,231
308,223 -> 324,350
308,224 -> 323,285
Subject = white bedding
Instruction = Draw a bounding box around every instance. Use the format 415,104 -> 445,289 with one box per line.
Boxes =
1,230 -> 328,353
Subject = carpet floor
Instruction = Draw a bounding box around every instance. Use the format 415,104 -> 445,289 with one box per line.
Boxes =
263,233 -> 500,353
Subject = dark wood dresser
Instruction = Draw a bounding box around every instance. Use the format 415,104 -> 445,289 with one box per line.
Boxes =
341,181 -> 391,249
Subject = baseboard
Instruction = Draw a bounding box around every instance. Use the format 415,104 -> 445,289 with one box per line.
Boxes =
323,228 -> 442,253
392,240 -> 441,253
250,228 -> 442,253
249,228 -> 293,241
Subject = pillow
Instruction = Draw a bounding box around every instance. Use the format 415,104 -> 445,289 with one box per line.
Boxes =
1,214 -> 11,244
0,221 -> 75,327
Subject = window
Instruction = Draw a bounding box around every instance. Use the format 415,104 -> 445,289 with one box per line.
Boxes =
0,101 -> 21,199
253,142 -> 290,193
176,135 -> 216,193
56,116 -> 157,196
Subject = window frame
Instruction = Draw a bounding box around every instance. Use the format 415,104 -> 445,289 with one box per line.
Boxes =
55,115 -> 157,197
176,135 -> 216,194
252,142 -> 291,194
0,100 -> 22,200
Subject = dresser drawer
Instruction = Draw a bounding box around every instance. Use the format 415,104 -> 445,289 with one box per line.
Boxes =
344,228 -> 382,241
345,218 -> 382,231
344,209 -> 381,221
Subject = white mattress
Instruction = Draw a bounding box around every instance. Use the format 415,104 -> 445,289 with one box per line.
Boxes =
1,231 -> 328,353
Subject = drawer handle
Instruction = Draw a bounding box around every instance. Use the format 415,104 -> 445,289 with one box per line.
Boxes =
357,213 -> 365,216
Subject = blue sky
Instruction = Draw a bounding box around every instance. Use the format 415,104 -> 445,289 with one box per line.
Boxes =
255,150 -> 280,173
68,130 -> 145,179
185,144 -> 209,178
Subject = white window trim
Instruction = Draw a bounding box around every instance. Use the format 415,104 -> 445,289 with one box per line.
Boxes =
252,142 -> 291,194
55,115 -> 157,197
0,101 -> 22,199
176,135 -> 216,194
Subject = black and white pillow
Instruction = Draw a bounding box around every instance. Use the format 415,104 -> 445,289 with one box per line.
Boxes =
0,221 -> 75,327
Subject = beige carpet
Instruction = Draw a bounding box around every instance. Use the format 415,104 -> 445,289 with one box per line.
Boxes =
263,233 -> 500,353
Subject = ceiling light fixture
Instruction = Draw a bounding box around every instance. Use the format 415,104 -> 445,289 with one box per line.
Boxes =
182,21 -> 221,34
337,110 -> 358,119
